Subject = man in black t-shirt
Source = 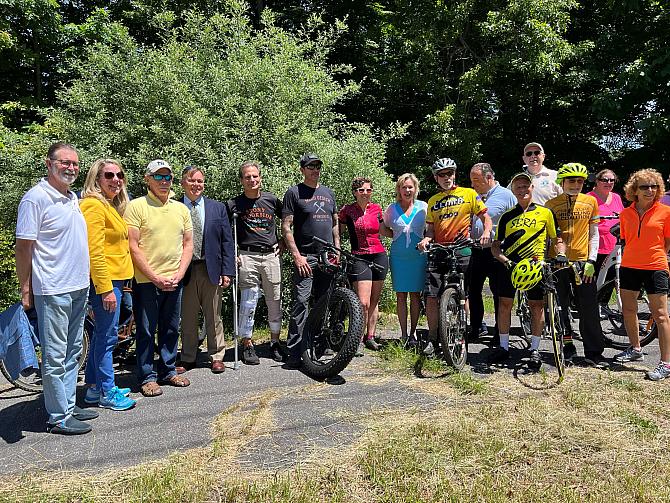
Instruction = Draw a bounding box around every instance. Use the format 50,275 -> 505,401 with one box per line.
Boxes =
281,153 -> 339,368
228,161 -> 286,364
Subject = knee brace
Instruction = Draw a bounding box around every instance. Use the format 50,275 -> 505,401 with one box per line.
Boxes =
238,286 -> 260,338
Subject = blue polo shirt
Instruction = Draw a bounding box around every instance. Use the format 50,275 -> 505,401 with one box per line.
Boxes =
471,183 -> 517,243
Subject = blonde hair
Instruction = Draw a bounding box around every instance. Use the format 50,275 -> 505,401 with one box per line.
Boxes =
395,173 -> 420,202
623,168 -> 665,203
82,159 -> 130,215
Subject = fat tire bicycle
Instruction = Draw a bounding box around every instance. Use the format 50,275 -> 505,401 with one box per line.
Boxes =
423,238 -> 474,371
299,237 -> 380,380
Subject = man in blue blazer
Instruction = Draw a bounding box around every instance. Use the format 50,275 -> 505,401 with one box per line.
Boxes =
179,166 -> 235,374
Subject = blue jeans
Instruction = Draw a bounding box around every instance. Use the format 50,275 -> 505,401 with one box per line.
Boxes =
133,281 -> 183,384
85,280 -> 123,393
34,287 -> 89,425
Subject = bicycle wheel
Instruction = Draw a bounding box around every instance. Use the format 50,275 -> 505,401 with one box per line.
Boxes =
438,287 -> 467,370
1,322 -> 91,393
546,292 -> 565,382
302,287 -> 364,379
600,284 -> 656,349
515,290 -> 532,344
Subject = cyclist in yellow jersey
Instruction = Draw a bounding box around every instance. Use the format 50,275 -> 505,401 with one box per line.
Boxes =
417,158 -> 492,356
545,163 -> 606,367
490,172 -> 564,367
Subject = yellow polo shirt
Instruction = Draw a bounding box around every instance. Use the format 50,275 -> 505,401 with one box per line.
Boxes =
124,191 -> 192,283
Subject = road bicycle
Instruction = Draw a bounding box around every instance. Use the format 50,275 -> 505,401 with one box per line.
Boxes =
423,238 -> 474,370
595,216 -> 657,349
299,237 -> 380,379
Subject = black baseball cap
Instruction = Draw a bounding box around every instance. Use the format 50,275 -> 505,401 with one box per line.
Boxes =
300,153 -> 322,168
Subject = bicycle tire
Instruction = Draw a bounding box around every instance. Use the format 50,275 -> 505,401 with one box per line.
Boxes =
438,287 -> 467,370
546,291 -> 565,382
600,284 -> 657,349
1,324 -> 91,393
302,287 -> 364,379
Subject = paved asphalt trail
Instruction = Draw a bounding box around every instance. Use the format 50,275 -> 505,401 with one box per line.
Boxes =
0,319 -> 662,476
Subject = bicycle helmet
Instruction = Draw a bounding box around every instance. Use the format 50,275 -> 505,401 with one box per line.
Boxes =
511,258 -> 543,291
556,162 -> 588,182
431,157 -> 457,175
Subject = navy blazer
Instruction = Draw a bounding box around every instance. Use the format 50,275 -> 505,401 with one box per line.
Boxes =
183,196 -> 235,286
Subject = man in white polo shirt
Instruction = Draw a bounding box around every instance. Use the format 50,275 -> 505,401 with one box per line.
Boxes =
15,142 -> 94,435
513,142 -> 562,205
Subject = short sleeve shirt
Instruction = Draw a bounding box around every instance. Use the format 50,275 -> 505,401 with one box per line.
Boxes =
508,166 -> 562,205
495,203 -> 559,262
15,179 -> 90,295
587,191 -> 624,255
338,202 -> 385,254
282,184 -> 337,253
471,183 -> 517,242
426,186 -> 487,243
545,193 -> 599,261
124,191 -> 193,283
620,202 -> 670,271
227,191 -> 282,249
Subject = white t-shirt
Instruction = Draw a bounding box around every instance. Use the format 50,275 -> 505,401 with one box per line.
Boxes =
508,166 -> 562,206
16,179 -> 90,295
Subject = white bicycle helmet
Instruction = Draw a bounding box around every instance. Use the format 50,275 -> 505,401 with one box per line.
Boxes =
431,157 -> 457,175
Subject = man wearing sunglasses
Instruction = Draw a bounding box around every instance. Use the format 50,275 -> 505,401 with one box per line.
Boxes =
16,142 -> 93,434
511,142 -> 562,205
124,160 -> 194,397
178,166 -> 234,375
282,153 -> 339,369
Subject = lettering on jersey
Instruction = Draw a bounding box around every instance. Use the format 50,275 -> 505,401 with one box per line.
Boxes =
553,208 -> 592,221
510,216 -> 538,228
431,195 -> 466,212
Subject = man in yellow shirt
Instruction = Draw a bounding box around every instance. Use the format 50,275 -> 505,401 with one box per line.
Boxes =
125,160 -> 193,397
418,157 -> 492,356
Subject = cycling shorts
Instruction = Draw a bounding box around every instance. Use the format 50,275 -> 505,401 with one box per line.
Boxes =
496,261 -> 544,301
619,267 -> 669,295
425,252 -> 470,298
347,252 -> 389,283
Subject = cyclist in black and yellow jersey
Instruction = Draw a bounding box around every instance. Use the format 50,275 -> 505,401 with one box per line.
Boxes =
490,172 -> 564,366
417,157 -> 492,356
545,163 -> 607,367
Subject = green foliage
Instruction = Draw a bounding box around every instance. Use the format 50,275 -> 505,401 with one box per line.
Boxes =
0,226 -> 19,310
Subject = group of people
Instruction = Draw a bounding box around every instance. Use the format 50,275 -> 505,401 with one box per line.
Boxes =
14,141 -> 670,436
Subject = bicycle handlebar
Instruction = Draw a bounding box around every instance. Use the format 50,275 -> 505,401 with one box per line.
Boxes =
311,236 -> 385,272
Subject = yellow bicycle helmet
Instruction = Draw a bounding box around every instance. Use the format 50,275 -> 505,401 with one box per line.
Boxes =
556,162 -> 588,182
511,258 -> 543,291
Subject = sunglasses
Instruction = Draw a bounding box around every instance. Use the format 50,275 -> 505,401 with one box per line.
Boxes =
598,178 -> 616,183
639,184 -> 659,191
151,173 -> 173,181
437,171 -> 454,178
103,171 -> 125,180
524,150 -> 542,157
304,164 -> 322,171
356,188 -> 373,193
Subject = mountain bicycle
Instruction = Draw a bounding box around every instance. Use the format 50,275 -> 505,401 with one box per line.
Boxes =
423,238 -> 475,370
595,216 -> 657,349
299,237 -> 378,379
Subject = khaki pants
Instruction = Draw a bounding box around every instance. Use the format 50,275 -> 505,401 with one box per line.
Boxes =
238,249 -> 282,333
180,261 -> 226,362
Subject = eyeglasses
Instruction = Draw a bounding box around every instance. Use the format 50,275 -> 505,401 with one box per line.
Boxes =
151,173 -> 173,182
356,188 -> 373,193
103,172 -> 125,180
564,177 -> 584,183
639,184 -> 659,191
304,164 -> 322,171
524,150 -> 542,157
51,159 -> 80,168
598,178 -> 616,183
437,171 -> 454,178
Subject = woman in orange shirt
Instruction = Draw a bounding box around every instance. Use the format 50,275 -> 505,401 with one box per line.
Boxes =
614,169 -> 670,381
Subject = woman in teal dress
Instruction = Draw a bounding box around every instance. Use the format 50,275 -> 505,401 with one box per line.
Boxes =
381,173 -> 427,347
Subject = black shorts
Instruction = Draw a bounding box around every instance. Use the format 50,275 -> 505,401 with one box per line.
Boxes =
619,267 -> 669,295
425,253 -> 470,298
496,261 -> 544,301
348,252 -> 389,283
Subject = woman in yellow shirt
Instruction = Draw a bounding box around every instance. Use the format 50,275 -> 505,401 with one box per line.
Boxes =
80,159 -> 136,411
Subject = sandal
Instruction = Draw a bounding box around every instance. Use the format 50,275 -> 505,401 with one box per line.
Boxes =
141,382 -> 163,397
159,375 -> 191,387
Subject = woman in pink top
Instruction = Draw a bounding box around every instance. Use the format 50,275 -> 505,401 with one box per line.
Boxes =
338,177 -> 389,352
587,168 -> 624,278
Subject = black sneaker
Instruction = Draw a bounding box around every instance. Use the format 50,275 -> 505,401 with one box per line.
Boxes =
242,344 -> 260,365
269,340 -> 287,362
284,355 -> 302,370
582,355 -> 609,369
422,341 -> 436,357
487,347 -> 509,364
563,342 -> 577,363
528,349 -> 542,369
73,405 -> 99,421
47,416 -> 92,435
364,338 -> 381,351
